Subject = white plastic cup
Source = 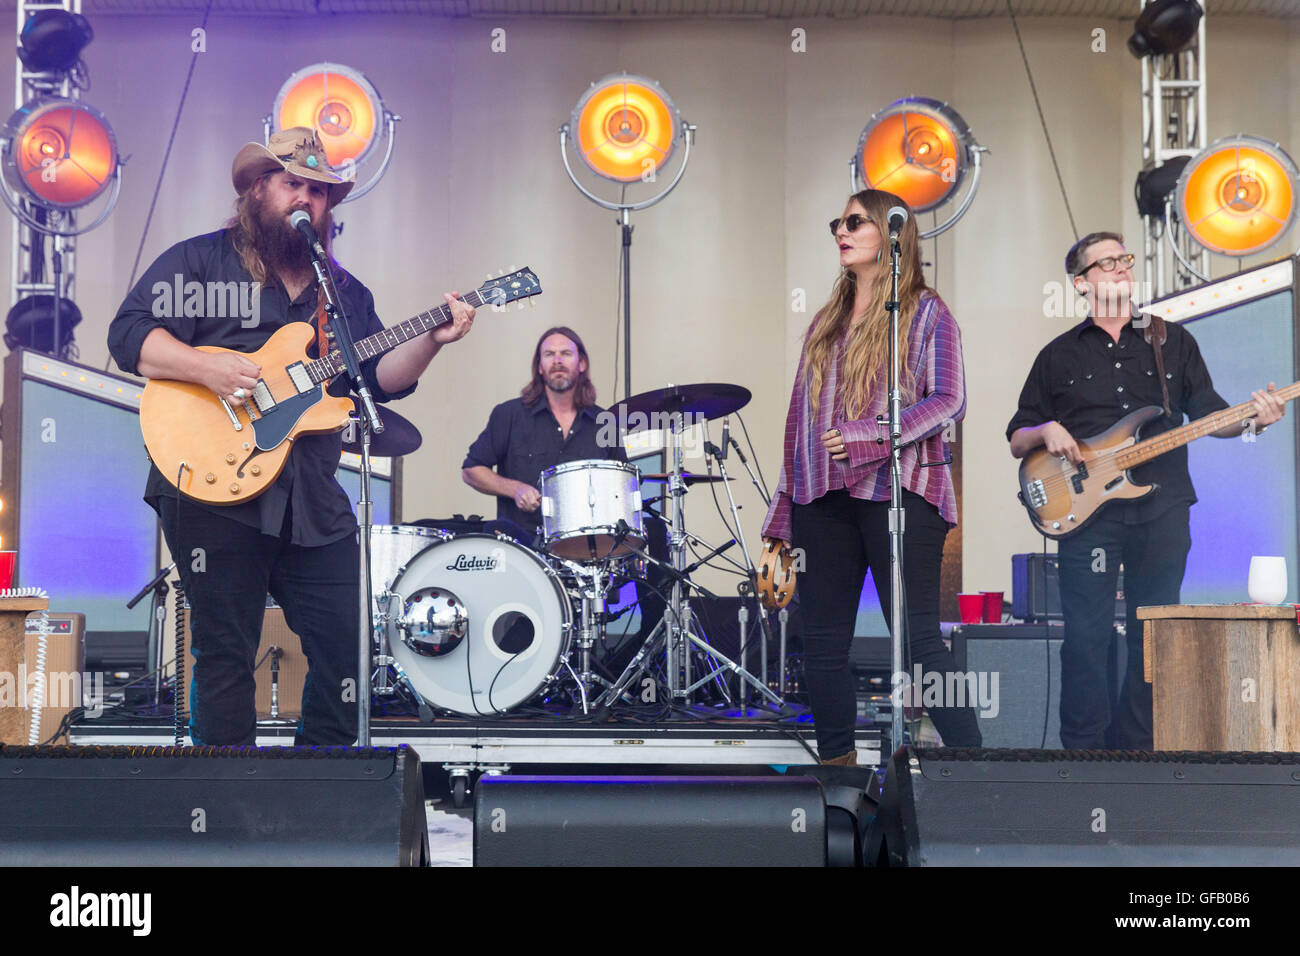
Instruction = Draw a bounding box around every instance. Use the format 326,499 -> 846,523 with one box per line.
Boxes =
1247,556 -> 1288,605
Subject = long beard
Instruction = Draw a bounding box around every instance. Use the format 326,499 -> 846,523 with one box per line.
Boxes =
250,196 -> 315,275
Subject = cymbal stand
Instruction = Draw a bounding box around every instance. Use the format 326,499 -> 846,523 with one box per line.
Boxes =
597,413 -> 782,709
705,421 -> 782,715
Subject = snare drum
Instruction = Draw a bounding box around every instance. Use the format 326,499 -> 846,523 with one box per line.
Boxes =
539,459 -> 645,561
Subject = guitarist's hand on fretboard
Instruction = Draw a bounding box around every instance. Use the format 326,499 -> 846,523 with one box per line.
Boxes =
431,292 -> 475,345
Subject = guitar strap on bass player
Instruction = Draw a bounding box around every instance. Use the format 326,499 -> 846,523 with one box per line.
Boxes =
1141,312 -> 1172,417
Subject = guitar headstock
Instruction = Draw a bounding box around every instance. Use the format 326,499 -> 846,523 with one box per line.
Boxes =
479,267 -> 541,310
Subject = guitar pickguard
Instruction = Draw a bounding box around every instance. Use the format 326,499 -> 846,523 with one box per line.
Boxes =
251,385 -> 325,452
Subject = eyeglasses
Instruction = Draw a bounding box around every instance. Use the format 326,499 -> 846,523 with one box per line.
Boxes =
1076,252 -> 1136,277
828,214 -> 874,236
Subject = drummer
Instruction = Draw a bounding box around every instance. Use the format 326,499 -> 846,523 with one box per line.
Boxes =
462,326 -> 628,544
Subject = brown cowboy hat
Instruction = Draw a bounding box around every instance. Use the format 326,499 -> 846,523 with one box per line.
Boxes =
231,126 -> 354,207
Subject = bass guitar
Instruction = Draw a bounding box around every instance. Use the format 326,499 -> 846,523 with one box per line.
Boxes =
1017,382 -> 1299,538
140,267 -> 541,505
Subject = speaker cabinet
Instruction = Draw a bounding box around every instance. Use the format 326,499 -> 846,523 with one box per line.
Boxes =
0,744 -> 428,866
474,776 -> 828,867
874,746 -> 1300,866
950,623 -> 1126,749
182,604 -> 308,718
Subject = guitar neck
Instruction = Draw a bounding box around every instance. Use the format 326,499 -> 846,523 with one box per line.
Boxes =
1115,380 -> 1300,468
304,289 -> 488,384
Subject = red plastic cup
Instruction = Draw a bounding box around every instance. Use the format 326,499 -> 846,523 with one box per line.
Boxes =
0,552 -> 15,589
957,593 -> 983,624
981,591 -> 1004,624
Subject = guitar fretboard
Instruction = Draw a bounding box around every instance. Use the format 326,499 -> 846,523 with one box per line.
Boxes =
304,289 -> 489,384
1114,381 -> 1300,469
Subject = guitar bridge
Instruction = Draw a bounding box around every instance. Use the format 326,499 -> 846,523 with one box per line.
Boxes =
1026,478 -> 1047,508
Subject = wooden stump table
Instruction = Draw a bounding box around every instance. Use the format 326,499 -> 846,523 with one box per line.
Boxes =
0,595 -> 52,745
1139,604 -> 1300,752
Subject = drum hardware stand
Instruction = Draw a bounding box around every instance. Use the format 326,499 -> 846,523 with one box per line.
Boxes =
302,231 -> 384,746
371,591 -> 435,722
704,421 -> 785,717
597,414 -> 782,710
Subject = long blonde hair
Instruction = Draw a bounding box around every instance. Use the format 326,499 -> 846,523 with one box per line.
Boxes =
804,189 -> 930,419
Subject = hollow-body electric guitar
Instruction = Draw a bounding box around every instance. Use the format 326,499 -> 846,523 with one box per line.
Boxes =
1018,381 -> 1300,539
140,268 -> 541,505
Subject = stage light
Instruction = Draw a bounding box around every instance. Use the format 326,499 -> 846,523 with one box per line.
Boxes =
1175,135 -> 1298,257
560,72 -> 695,398
1128,0 -> 1203,59
17,10 -> 93,74
569,73 -> 680,183
1,98 -> 117,209
270,63 -> 397,203
1134,156 -> 1191,218
851,97 -> 986,238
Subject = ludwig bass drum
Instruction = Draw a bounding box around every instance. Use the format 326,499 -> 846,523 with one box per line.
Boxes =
381,533 -> 572,716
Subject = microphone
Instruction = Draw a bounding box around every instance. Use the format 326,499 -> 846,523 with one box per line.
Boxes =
719,417 -> 731,462
886,206 -> 908,240
729,434 -> 748,465
289,210 -> 327,259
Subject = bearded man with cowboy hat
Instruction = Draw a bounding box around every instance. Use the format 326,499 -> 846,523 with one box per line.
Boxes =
108,127 -> 476,746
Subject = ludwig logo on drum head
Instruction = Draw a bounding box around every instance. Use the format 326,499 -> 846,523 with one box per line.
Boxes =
446,553 -> 499,571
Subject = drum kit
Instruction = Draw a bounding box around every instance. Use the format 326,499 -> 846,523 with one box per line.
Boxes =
361,383 -> 790,722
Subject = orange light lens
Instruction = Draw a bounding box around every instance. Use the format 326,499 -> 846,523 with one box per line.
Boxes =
275,65 -> 381,168
573,75 -> 678,183
1178,137 -> 1298,256
9,101 -> 116,207
857,99 -> 969,212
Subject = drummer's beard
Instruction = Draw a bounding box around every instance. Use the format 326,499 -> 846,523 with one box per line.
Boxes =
545,369 -> 575,393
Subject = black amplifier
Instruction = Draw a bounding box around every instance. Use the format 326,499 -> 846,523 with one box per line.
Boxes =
1012,553 -> 1125,622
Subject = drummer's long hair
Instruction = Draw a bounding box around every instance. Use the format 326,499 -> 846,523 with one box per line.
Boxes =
521,326 -> 597,409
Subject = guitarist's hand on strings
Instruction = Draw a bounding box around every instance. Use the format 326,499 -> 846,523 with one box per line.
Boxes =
205,353 -> 261,408
431,292 -> 475,345
1250,382 -> 1286,429
1040,421 -> 1083,464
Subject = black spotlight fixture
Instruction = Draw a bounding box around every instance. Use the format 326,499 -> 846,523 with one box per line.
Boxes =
1134,155 -> 1191,218
3,294 -> 82,358
1128,0 -> 1203,59
17,10 -> 93,74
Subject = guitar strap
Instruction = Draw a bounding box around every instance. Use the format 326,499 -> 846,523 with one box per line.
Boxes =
1142,312 -> 1172,416
312,296 -> 333,359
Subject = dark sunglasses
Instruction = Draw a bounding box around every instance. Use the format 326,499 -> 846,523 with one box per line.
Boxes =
828,214 -> 874,237
1075,253 -> 1136,277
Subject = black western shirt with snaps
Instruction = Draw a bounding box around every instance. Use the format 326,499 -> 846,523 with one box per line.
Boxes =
107,229 -> 415,547
1006,314 -> 1229,524
463,397 -> 627,535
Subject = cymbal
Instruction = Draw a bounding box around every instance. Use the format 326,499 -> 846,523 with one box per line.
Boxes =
613,382 -> 751,432
640,471 -> 734,485
342,406 -> 422,458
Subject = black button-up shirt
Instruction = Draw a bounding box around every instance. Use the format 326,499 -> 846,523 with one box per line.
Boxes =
462,397 -> 627,535
108,229 -> 415,546
1007,315 -> 1228,523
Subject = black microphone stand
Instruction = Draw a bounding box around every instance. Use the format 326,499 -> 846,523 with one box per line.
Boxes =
880,221 -> 908,757
305,239 -> 385,746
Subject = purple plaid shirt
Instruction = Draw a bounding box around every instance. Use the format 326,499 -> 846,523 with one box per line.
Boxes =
761,290 -> 965,542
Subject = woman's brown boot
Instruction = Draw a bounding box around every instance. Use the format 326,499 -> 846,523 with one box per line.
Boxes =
820,750 -> 858,766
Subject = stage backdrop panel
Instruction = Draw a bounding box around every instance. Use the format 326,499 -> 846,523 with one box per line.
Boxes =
1165,258 -> 1299,604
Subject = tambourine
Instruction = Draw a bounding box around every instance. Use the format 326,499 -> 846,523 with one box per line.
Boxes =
757,538 -> 797,610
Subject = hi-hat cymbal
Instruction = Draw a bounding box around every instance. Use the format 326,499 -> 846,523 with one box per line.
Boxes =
640,472 -> 734,485
342,406 -> 422,458
613,383 -> 751,432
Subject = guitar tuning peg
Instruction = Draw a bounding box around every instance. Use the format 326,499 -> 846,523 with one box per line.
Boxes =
485,274 -> 493,281
509,264 -> 517,273
528,298 -> 536,308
